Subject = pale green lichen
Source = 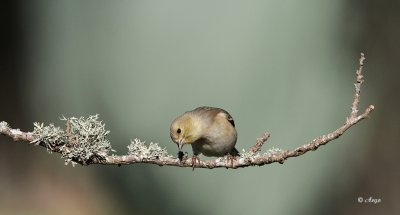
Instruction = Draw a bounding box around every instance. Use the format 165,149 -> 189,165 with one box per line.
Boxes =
263,147 -> 284,156
127,138 -> 169,159
32,122 -> 66,148
240,146 -> 284,160
60,115 -> 115,165
0,121 -> 9,128
240,149 -> 257,160
32,115 -> 114,166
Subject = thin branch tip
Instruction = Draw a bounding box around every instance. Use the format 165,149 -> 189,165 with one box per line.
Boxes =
359,53 -> 365,63
368,104 -> 375,110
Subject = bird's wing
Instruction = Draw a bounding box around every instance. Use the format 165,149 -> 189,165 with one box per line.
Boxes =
192,106 -> 235,127
223,111 -> 235,127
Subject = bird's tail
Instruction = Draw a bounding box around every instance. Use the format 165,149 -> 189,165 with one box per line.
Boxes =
230,147 -> 240,156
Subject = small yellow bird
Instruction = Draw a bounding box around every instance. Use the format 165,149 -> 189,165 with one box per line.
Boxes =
170,106 -> 239,168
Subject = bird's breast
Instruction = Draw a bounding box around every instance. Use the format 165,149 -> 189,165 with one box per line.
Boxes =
191,128 -> 237,157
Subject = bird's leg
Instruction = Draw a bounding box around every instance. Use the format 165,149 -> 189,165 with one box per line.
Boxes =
192,154 -> 200,171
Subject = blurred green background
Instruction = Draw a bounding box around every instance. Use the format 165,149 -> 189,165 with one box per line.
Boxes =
1,0 -> 398,214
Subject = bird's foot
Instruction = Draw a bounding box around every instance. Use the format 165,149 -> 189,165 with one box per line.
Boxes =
226,154 -> 237,168
192,155 -> 200,171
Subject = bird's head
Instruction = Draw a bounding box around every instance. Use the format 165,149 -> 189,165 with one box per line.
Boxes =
170,114 -> 201,152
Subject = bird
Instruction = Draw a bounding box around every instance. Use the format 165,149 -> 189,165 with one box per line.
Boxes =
170,106 -> 239,169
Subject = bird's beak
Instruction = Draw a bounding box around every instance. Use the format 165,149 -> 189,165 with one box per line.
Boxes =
178,139 -> 184,152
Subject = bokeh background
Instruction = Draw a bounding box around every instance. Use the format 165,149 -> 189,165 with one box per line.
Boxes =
1,1 -> 398,214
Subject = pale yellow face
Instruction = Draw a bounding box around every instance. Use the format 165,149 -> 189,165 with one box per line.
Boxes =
170,114 -> 199,148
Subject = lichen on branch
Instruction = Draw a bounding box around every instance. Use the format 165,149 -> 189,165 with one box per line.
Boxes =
127,138 -> 170,160
31,115 -> 115,166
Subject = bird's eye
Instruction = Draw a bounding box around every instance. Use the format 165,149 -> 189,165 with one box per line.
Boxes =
177,128 -> 181,134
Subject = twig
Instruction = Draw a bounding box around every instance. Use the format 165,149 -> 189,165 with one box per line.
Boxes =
0,53 -> 374,169
350,52 -> 366,120
249,132 -> 270,153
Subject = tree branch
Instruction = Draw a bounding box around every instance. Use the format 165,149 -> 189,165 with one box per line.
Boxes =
0,53 -> 374,169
